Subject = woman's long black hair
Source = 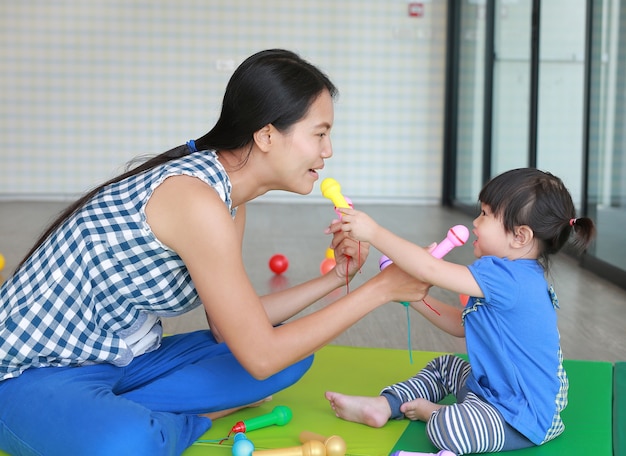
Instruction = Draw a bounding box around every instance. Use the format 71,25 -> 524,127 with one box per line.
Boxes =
17,49 -> 338,269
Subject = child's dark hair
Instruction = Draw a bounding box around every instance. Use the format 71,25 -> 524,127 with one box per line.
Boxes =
478,168 -> 596,268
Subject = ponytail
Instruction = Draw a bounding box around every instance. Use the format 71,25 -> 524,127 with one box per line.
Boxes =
568,216 -> 596,253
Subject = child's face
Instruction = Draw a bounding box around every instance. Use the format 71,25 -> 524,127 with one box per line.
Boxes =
471,203 -> 515,258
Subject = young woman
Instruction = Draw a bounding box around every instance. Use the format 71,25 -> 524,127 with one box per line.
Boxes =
0,49 -> 428,456
326,168 -> 595,455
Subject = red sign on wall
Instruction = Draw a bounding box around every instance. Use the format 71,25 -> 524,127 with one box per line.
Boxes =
408,2 -> 424,17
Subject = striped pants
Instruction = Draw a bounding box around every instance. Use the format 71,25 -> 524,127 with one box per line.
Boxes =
381,355 -> 533,455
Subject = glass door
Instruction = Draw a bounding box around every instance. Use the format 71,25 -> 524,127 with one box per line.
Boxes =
587,0 -> 626,275
454,2 -> 488,207
536,1 -> 587,210
491,0 -> 532,175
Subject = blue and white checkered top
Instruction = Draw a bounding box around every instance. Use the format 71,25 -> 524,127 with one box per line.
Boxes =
0,151 -> 233,381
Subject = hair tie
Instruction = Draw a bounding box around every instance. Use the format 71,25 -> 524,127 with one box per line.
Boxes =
569,218 -> 577,226
186,140 -> 197,152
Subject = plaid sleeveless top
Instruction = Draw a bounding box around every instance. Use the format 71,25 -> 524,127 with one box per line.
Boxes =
0,151 -> 233,381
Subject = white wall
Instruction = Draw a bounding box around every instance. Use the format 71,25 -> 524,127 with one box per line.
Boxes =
0,1 -> 448,204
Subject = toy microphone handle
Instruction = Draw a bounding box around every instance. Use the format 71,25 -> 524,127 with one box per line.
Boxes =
252,440 -> 326,456
299,431 -> 347,456
429,224 -> 470,259
321,178 -> 351,209
240,405 -> 292,432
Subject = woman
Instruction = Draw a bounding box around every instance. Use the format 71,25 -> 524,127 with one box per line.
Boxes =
0,49 -> 427,455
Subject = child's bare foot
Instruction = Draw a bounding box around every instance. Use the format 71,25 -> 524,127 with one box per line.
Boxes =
400,398 -> 443,421
200,396 -> 273,420
325,391 -> 391,428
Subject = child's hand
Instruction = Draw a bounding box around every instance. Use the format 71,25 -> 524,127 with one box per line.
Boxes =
326,219 -> 370,280
337,208 -> 379,243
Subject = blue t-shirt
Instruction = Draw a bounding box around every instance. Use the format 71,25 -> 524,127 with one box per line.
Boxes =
464,256 -> 568,444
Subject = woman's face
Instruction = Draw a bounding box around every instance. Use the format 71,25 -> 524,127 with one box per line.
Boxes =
269,89 -> 334,194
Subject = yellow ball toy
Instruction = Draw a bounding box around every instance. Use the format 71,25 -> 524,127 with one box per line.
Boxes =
0,253 -> 5,271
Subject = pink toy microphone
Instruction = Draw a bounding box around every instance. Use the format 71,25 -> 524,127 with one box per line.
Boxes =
379,224 -> 470,313
379,225 -> 469,364
430,225 -> 470,259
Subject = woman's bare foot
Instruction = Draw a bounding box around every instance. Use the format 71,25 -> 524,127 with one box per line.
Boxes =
200,395 -> 273,420
325,391 -> 391,428
400,398 -> 443,421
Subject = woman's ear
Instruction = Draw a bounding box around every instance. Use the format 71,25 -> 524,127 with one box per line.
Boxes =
253,124 -> 273,152
513,225 -> 534,247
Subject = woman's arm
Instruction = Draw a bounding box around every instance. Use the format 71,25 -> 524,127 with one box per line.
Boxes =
258,221 -> 368,325
147,176 -> 427,379
208,205 -> 368,338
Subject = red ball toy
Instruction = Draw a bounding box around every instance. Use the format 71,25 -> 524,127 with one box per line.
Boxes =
269,254 -> 289,275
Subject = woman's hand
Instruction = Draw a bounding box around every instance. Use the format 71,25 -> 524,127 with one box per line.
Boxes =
326,219 -> 370,281
376,263 -> 432,304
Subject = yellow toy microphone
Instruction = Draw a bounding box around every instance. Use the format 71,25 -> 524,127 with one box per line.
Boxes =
320,178 -> 351,209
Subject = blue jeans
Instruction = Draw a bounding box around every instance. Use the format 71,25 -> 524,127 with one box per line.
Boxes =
0,330 -> 313,456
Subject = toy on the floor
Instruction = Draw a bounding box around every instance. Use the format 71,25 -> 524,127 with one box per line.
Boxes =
269,254 -> 289,275
232,432 -> 255,455
390,450 -> 456,456
320,248 -> 336,274
251,439 -> 326,455
319,257 -> 336,275
230,405 -> 293,435
0,252 -> 5,271
299,431 -> 346,456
